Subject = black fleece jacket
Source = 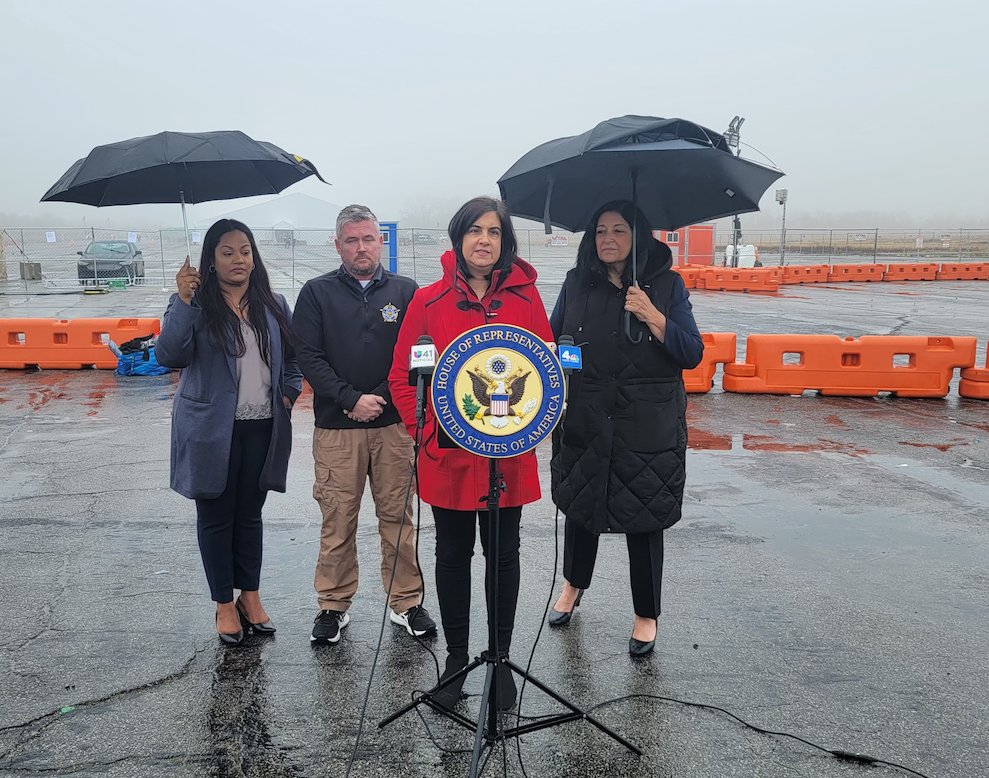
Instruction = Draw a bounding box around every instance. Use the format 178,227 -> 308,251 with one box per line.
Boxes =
292,265 -> 418,429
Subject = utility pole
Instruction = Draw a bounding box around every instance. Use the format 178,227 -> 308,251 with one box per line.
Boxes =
776,188 -> 788,265
724,116 -> 744,267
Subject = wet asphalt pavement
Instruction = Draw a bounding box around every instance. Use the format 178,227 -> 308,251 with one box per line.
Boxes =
0,280 -> 987,777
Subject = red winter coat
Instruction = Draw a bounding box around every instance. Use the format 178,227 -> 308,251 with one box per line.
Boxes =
389,250 -> 553,511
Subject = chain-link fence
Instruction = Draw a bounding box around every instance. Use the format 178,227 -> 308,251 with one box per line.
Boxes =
715,228 -> 989,266
2,225 -> 988,298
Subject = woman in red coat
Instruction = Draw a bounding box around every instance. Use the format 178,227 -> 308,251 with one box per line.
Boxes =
390,196 -> 553,711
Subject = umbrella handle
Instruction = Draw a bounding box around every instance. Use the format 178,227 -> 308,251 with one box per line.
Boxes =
626,171 -> 643,344
624,310 -> 643,344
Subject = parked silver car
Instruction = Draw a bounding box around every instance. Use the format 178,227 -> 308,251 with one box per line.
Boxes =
77,241 -> 145,284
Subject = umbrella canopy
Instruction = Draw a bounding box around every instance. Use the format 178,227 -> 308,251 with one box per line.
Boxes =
41,130 -> 328,261
41,130 -> 327,206
497,115 -> 783,233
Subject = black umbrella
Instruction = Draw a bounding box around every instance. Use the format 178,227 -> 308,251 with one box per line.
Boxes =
41,130 -> 328,259
497,114 -> 783,341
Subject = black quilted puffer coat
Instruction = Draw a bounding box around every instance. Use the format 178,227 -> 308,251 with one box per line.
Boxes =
550,242 -> 703,535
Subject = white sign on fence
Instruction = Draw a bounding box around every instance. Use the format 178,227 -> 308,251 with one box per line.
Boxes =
45,231 -> 56,243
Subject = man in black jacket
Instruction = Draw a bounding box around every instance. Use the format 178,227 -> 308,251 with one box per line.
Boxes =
293,204 -> 435,644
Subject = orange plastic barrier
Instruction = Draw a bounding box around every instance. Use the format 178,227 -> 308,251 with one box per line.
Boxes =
723,334 -> 976,398
959,350 -> 989,400
781,264 -> 831,284
672,266 -> 701,289
0,318 -> 161,369
884,263 -> 938,281
683,332 -> 737,393
827,264 -> 885,282
936,262 -> 989,281
697,267 -> 781,293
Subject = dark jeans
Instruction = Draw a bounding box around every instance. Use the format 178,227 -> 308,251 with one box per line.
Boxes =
564,518 -> 664,619
194,419 -> 272,603
432,505 -> 522,658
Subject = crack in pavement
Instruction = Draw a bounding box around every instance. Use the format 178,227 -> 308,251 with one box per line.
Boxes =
0,419 -> 30,453
0,645 -> 207,765
1,750 -> 209,775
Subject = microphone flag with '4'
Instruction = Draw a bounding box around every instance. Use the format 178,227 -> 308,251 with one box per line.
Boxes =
430,324 -> 565,459
557,335 -> 583,373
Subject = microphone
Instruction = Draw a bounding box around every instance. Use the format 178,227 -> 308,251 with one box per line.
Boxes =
409,335 -> 437,424
557,334 -> 583,374
557,335 -> 582,424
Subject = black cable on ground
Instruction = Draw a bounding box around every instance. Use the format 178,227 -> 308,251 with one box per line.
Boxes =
505,495 -> 932,778
343,416 -> 440,777
511,504 -> 562,778
585,693 -> 932,778
408,690 -> 472,756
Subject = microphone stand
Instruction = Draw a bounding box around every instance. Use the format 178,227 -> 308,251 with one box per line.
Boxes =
379,453 -> 641,777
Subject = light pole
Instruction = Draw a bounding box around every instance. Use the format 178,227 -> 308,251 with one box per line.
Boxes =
724,116 -> 744,267
775,188 -> 788,265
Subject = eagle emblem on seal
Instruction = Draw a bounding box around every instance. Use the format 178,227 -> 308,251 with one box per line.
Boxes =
463,353 -> 530,426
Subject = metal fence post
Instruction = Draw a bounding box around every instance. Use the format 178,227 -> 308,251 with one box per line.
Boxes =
291,229 -> 296,292
20,228 -> 27,292
159,230 -> 168,290
872,228 -> 879,264
827,230 -> 833,264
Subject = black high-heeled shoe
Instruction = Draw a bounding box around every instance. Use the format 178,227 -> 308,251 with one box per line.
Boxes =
629,619 -> 657,656
216,612 -> 244,646
548,589 -> 584,627
236,599 -> 276,635
628,637 -> 655,657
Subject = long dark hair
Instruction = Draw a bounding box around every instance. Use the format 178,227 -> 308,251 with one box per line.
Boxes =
575,200 -> 657,283
448,196 -> 518,278
196,219 -> 290,364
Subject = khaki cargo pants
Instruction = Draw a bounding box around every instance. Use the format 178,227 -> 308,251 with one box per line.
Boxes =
312,423 -> 422,613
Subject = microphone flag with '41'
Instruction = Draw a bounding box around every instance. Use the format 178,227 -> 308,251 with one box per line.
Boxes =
431,324 -> 565,459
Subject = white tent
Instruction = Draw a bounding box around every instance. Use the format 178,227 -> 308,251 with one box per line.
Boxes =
200,193 -> 344,229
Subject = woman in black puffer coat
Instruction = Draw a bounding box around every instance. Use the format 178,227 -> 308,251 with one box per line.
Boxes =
548,200 -> 704,656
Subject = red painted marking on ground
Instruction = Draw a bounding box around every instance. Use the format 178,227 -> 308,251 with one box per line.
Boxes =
900,440 -> 968,453
742,434 -> 870,455
687,427 -> 732,451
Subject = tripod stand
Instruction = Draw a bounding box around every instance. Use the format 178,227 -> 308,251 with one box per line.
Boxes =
379,457 -> 641,776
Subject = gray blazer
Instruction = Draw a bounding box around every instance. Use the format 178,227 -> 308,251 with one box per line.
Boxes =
156,294 -> 303,500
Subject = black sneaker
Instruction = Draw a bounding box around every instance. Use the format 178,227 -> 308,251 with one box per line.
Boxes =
389,605 -> 437,637
310,609 -> 350,644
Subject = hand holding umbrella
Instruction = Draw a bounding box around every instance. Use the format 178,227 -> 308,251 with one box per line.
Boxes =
624,285 -> 667,342
176,256 -> 200,304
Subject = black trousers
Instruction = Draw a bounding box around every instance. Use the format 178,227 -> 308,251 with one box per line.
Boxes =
194,419 -> 272,603
432,505 -> 522,658
563,518 -> 664,619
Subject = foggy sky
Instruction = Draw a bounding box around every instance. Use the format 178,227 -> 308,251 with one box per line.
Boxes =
2,0 -> 987,230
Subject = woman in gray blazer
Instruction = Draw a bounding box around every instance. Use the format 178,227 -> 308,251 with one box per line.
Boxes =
156,219 -> 302,646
